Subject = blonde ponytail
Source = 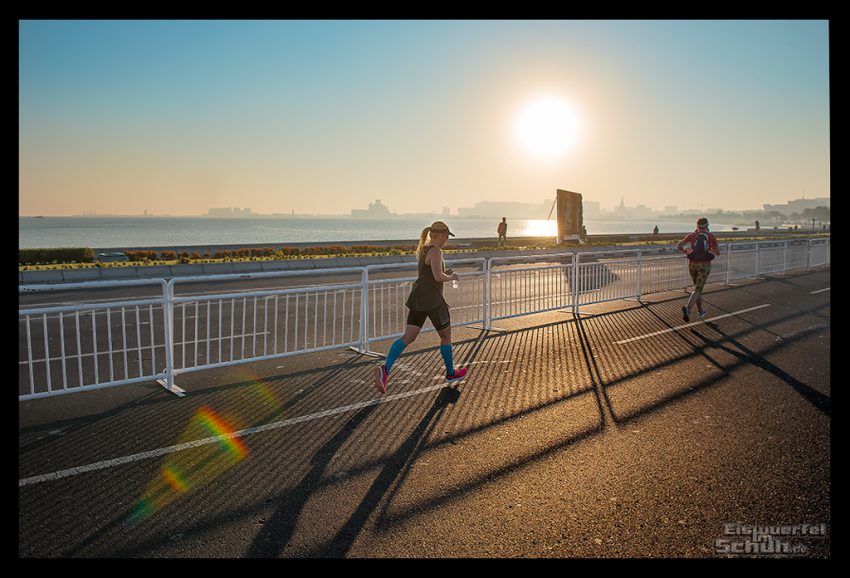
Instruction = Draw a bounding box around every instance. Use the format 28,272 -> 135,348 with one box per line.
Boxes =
416,227 -> 431,259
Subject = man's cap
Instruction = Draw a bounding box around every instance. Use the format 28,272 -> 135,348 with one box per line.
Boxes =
429,221 -> 455,236
697,217 -> 709,229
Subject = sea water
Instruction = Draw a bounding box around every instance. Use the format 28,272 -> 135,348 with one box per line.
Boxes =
18,216 -> 736,249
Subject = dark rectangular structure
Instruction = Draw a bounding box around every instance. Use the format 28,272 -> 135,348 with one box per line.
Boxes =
556,189 -> 583,243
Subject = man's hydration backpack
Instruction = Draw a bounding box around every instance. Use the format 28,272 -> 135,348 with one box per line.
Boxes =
689,232 -> 714,261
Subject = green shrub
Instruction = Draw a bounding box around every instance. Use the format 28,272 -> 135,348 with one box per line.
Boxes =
19,247 -> 94,265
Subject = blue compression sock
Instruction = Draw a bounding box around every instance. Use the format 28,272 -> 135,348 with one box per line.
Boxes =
440,344 -> 454,375
385,339 -> 407,374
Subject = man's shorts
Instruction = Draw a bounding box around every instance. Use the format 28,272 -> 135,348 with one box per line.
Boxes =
688,260 -> 712,293
407,303 -> 451,331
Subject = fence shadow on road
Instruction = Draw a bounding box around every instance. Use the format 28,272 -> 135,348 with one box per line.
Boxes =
340,291 -> 830,537
21,276 -> 830,557
577,295 -> 831,426
689,319 -> 830,417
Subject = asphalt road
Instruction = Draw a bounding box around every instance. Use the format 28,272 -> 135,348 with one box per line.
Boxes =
18,268 -> 830,558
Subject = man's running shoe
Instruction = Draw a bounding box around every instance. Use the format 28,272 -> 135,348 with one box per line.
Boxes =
446,367 -> 468,382
374,364 -> 389,394
682,306 -> 690,322
698,309 -> 707,321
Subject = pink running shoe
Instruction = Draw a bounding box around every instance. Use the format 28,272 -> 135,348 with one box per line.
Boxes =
446,367 -> 468,383
374,364 -> 389,394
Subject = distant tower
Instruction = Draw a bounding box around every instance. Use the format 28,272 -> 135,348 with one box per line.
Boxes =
619,197 -> 624,209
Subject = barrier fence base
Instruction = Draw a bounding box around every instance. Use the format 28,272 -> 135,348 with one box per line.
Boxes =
468,324 -> 508,333
156,378 -> 186,397
348,346 -> 385,358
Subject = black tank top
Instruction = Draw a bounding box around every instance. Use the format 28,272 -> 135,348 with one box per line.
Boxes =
405,245 -> 446,311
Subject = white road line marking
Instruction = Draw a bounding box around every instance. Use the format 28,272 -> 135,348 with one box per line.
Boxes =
810,287 -> 830,294
614,304 -> 772,345
18,382 -> 452,488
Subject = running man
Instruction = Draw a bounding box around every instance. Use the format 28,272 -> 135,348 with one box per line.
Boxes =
677,217 -> 720,322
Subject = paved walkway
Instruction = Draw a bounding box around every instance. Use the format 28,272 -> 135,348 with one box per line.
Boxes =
18,270 -> 830,557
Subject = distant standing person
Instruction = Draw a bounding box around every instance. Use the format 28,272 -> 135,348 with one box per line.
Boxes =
653,225 -> 659,235
497,217 -> 507,247
374,221 -> 468,394
677,217 -> 720,322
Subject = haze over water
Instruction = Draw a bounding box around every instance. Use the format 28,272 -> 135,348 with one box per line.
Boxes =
18,216 -> 738,249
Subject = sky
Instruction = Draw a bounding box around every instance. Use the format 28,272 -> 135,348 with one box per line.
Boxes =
19,19 -> 830,217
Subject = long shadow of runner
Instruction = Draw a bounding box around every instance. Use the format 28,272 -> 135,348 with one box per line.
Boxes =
692,323 -> 830,416
309,385 -> 461,557
245,403 -> 379,558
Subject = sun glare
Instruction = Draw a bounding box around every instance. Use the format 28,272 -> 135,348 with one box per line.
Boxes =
516,97 -> 580,159
520,219 -> 558,237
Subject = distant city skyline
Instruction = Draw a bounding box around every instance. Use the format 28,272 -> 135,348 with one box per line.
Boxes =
36,193 -> 829,223
20,20 -> 829,217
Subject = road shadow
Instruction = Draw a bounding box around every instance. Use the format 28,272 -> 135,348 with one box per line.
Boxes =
305,385 -> 462,557
20,272 -> 830,557
245,402 -> 379,557
690,323 -> 830,416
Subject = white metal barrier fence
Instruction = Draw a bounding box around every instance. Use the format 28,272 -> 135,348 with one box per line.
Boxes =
19,279 -> 171,400
488,253 -> 575,323
364,258 -> 488,346
19,238 -> 829,400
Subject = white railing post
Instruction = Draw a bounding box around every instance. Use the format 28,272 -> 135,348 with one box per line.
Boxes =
783,241 -> 788,272
157,279 -> 185,396
484,258 -> 491,330
806,239 -> 812,270
572,253 -> 580,316
360,268 -> 370,354
636,250 -> 643,302
164,281 -> 174,389
725,243 -> 732,285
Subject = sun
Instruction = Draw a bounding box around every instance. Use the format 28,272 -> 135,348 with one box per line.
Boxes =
516,97 -> 580,159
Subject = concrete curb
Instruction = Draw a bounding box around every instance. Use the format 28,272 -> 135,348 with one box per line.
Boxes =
15,242 -> 690,285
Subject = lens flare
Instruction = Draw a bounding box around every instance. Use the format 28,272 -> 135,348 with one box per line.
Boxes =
197,406 -> 249,461
126,373 -> 286,526
162,464 -> 189,493
126,405 -> 248,526
251,380 -> 284,411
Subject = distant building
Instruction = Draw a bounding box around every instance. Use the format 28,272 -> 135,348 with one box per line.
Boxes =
207,207 -> 253,217
351,199 -> 394,218
762,197 -> 830,214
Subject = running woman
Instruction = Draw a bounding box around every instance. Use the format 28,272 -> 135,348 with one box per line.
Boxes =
374,221 -> 468,394
677,217 -> 720,322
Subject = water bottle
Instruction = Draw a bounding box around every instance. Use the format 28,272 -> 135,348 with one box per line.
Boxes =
451,278 -> 459,289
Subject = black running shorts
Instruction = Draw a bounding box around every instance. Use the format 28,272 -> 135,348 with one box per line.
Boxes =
406,303 -> 451,331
